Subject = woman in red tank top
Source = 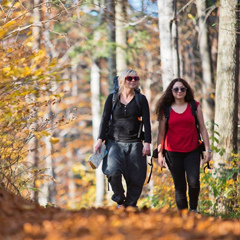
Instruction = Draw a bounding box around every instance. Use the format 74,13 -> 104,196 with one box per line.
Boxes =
155,78 -> 211,213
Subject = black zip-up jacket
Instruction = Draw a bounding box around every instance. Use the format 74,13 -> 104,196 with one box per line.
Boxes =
98,93 -> 151,143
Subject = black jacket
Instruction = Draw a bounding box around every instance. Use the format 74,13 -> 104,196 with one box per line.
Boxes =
98,93 -> 151,143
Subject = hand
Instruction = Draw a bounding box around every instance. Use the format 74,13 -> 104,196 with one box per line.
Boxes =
94,139 -> 103,154
203,151 -> 211,164
158,154 -> 166,168
142,143 -> 151,156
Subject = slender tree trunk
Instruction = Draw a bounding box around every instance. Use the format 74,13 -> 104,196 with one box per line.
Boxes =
32,0 -> 41,51
89,1 -> 106,207
196,0 -> 214,125
37,0 -> 57,206
91,62 -> 105,206
30,0 -> 42,203
144,52 -> 154,200
173,0 -> 180,78
107,0 -> 116,91
66,150 -> 76,208
115,0 -> 127,75
157,0 -> 179,89
214,0 -> 239,165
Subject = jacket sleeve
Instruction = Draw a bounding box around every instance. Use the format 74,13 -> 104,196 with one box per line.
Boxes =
97,94 -> 113,141
142,95 -> 152,143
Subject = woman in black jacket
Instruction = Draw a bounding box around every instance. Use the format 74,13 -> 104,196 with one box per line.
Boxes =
94,69 -> 151,208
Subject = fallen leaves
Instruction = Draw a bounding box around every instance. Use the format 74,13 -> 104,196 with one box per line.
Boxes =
0,188 -> 239,240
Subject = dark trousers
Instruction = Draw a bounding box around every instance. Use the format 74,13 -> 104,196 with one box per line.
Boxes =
165,148 -> 201,210
102,139 -> 147,207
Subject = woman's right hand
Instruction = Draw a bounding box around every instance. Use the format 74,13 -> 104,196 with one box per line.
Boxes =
94,139 -> 103,154
158,154 -> 166,168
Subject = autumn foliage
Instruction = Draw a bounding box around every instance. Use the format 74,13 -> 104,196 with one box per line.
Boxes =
0,187 -> 239,240
0,36 -> 66,195
0,0 -> 239,224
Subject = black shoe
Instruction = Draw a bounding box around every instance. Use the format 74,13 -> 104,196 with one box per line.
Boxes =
111,194 -> 125,205
117,204 -> 124,209
189,209 -> 199,214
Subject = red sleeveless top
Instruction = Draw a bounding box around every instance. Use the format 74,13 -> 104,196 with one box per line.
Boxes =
164,102 -> 200,152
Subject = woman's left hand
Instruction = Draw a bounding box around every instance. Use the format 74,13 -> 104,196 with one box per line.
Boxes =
142,143 -> 151,156
203,151 -> 211,163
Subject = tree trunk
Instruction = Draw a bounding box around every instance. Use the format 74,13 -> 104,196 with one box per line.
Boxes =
144,52 -> 154,200
196,0 -> 214,125
115,0 -> 127,75
38,0 -> 57,206
91,62 -> 105,207
157,0 -> 179,89
214,0 -> 239,164
30,0 -> 42,203
91,2 -> 107,205
66,150 -> 76,209
107,0 -> 116,91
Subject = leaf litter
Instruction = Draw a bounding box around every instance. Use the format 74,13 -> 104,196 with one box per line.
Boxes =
0,188 -> 239,240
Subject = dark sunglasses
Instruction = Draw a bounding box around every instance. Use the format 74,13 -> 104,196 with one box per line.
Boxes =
125,76 -> 140,82
172,87 -> 187,93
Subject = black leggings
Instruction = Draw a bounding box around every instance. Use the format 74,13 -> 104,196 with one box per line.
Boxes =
165,148 -> 201,210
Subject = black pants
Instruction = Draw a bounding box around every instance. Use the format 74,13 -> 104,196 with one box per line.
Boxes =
165,148 -> 201,210
102,139 -> 147,207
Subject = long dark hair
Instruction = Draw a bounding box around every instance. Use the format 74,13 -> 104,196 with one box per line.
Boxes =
155,78 -> 194,120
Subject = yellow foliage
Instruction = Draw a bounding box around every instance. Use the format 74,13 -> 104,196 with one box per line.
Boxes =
227,179 -> 234,185
0,36 -> 65,193
49,137 -> 60,144
38,111 -> 44,117
231,153 -> 239,158
188,13 -> 195,19
210,93 -> 215,99
26,41 -> 33,47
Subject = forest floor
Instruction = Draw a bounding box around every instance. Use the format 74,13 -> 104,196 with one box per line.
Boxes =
0,188 -> 239,240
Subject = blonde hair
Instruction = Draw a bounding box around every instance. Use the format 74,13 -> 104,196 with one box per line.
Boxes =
118,69 -> 140,94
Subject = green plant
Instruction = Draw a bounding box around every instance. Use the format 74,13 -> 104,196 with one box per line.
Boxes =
199,123 -> 239,218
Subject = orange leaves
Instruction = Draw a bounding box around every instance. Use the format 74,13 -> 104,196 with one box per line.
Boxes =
0,187 -> 239,240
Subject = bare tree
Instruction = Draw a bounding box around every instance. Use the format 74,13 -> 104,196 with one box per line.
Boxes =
214,0 -> 239,164
91,61 -> 105,207
91,0 -> 106,206
29,0 -> 42,203
115,0 -> 127,75
38,0 -> 57,207
157,0 -> 179,89
196,0 -> 214,125
107,0 -> 116,91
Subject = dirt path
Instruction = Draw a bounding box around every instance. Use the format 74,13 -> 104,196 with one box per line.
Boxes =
0,188 -> 239,240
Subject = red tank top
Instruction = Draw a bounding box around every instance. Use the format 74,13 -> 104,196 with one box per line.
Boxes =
165,102 -> 199,152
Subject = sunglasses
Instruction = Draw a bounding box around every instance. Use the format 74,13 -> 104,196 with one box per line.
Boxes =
125,76 -> 140,82
172,87 -> 187,93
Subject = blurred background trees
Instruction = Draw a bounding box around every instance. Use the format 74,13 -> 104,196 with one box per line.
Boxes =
0,0 -> 239,216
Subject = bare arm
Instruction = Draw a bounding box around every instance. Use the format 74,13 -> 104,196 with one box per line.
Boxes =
196,105 -> 211,163
157,117 -> 166,167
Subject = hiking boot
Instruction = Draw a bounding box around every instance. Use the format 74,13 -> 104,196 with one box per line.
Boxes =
111,194 -> 125,205
117,204 -> 124,209
189,209 -> 199,214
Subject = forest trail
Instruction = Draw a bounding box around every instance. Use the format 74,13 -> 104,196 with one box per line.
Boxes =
0,188 -> 239,240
